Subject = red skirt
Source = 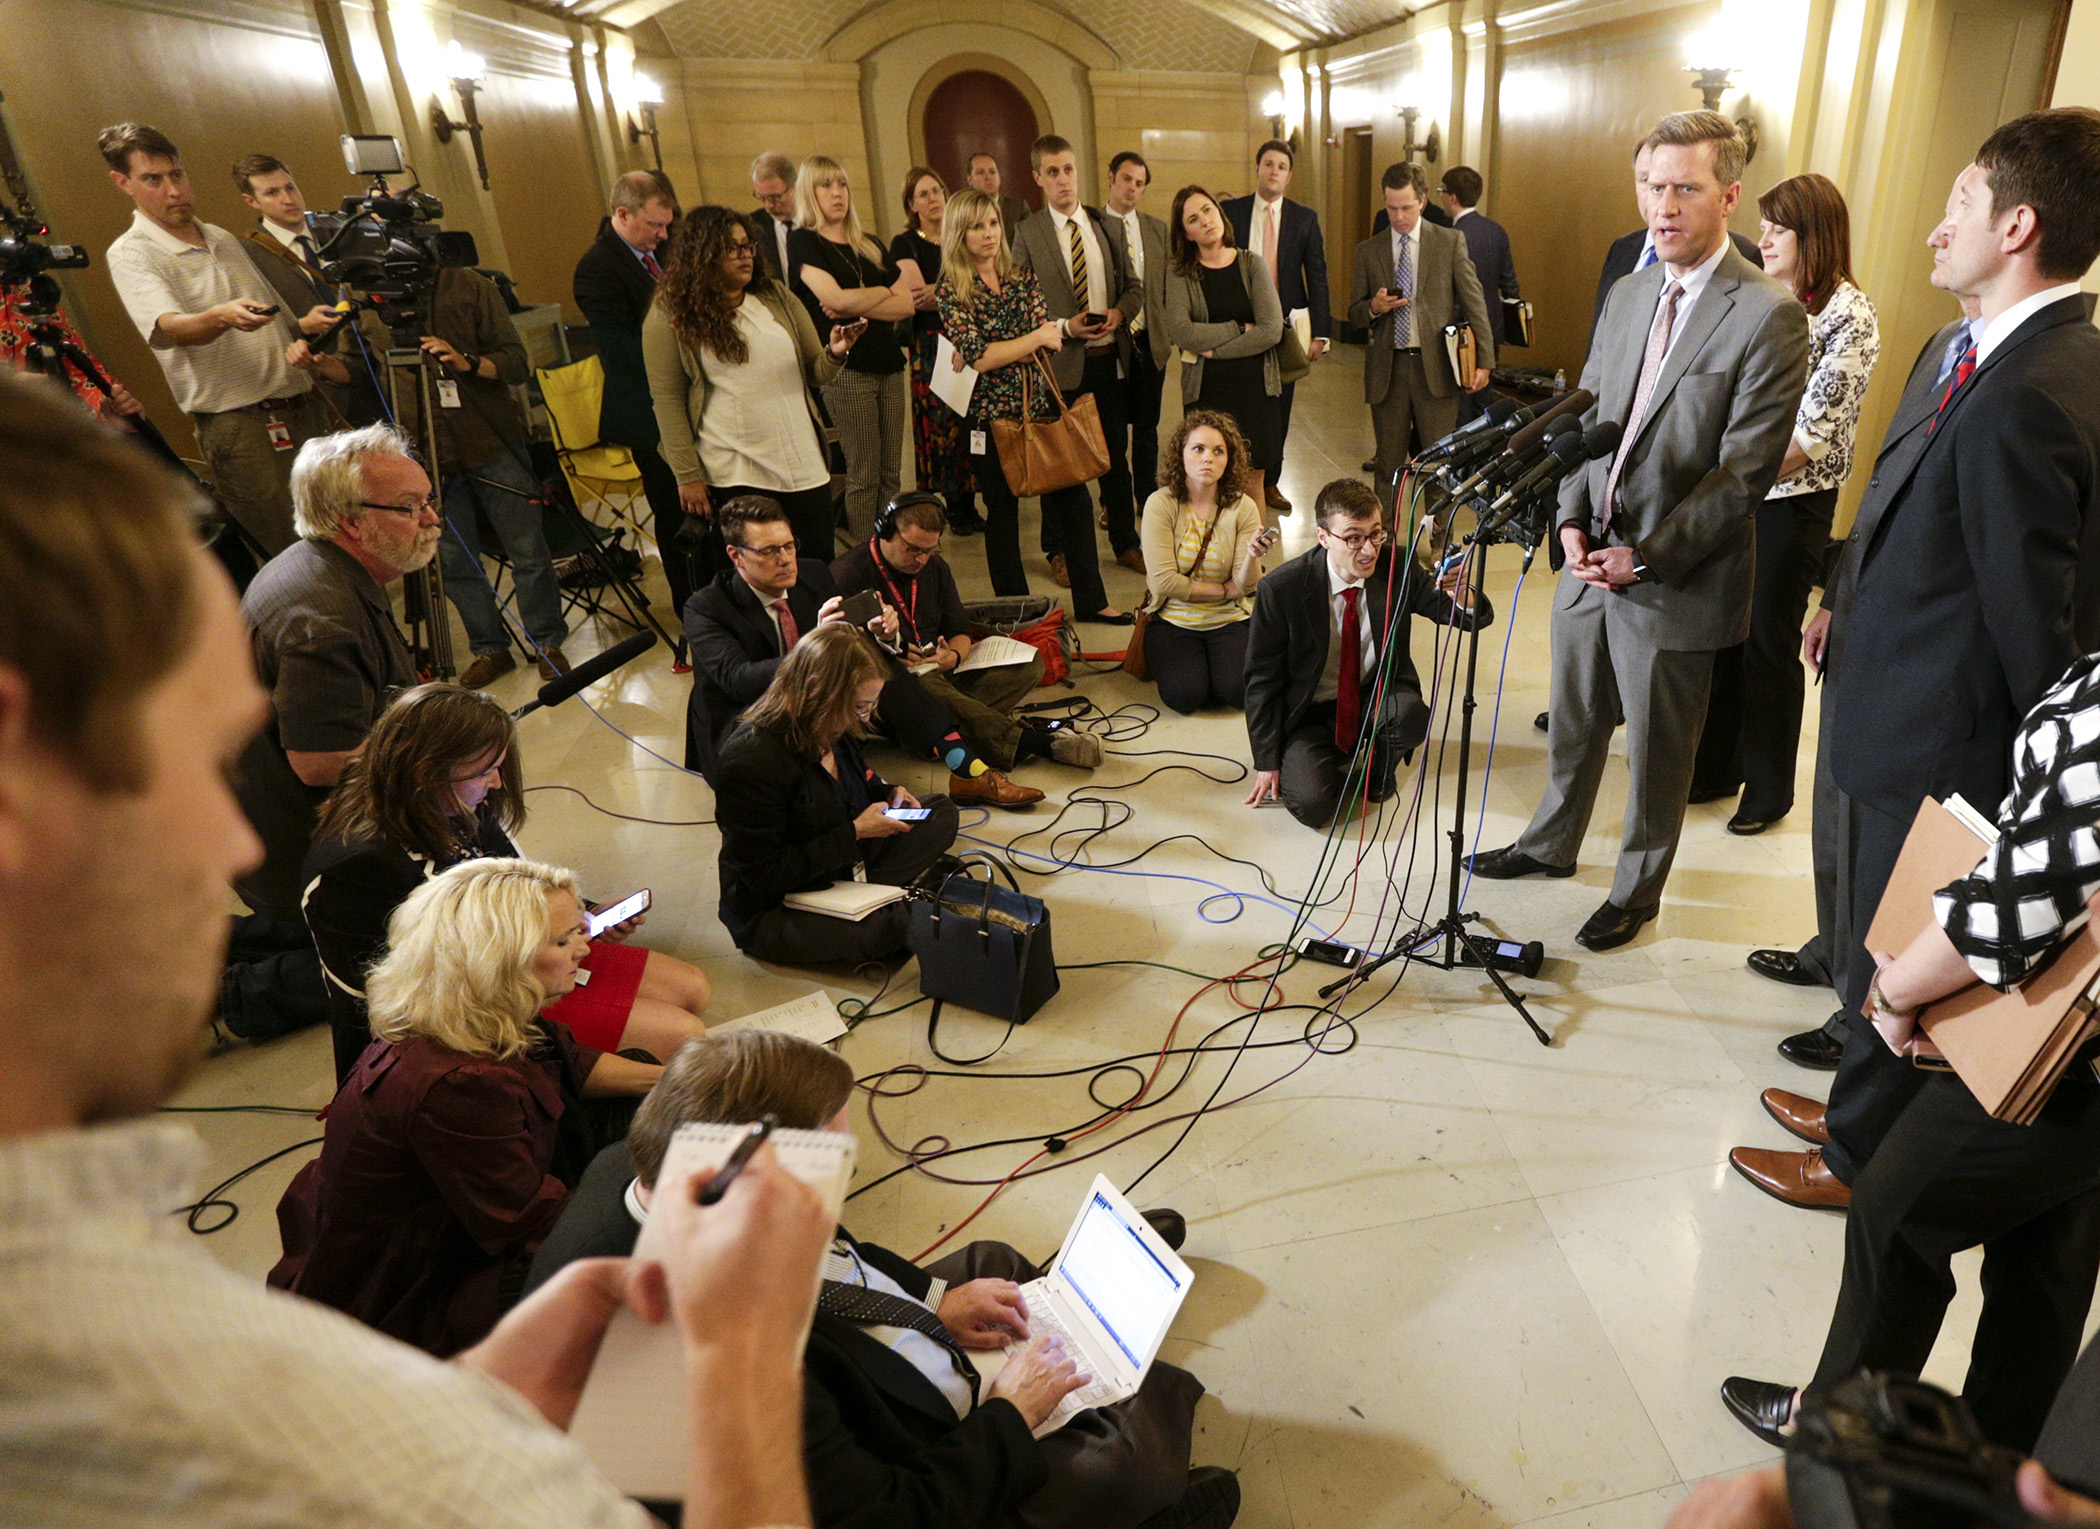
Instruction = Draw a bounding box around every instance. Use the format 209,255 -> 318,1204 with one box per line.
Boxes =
541,941 -> 648,1051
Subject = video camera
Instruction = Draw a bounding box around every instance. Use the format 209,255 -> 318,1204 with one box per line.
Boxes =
0,204 -> 91,316
306,134 -> 478,343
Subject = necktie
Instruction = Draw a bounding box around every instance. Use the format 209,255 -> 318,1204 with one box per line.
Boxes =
1263,202 -> 1281,288
1335,585 -> 1363,753
1066,218 -> 1090,313
1929,341 -> 1977,434
641,250 -> 663,281
1934,326 -> 1971,386
773,598 -> 799,654
1637,243 -> 1659,270
295,234 -> 319,270
1601,279 -> 1682,532
818,1278 -> 980,1404
1393,233 -> 1414,349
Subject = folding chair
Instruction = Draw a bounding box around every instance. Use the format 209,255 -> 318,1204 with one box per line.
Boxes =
537,357 -> 655,552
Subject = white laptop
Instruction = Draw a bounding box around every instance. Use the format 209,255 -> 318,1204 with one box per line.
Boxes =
971,1174 -> 1195,1436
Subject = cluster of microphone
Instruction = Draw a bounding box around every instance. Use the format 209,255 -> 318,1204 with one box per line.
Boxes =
1416,392 -> 1623,550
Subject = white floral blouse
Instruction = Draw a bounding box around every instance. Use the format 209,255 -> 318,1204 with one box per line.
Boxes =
1772,279 -> 1880,499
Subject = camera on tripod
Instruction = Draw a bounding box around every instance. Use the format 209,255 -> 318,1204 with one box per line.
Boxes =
0,205 -> 92,315
306,134 -> 478,345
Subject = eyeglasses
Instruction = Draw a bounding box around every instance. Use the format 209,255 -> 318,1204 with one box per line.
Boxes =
1323,529 -> 1389,552
894,539 -> 940,560
360,498 -> 438,519
731,541 -> 798,561
853,698 -> 880,718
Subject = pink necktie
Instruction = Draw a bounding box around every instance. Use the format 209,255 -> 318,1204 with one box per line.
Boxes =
1601,280 -> 1682,533
773,599 -> 799,653
1263,203 -> 1280,288
642,250 -> 663,281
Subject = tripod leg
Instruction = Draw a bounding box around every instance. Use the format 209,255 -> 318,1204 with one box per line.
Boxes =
1451,925 -> 1553,1046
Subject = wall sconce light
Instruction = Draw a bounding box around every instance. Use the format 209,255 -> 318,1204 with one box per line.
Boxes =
431,40 -> 491,191
1396,103 -> 1441,165
1684,41 -> 1761,164
627,76 -> 665,172
1261,89 -> 1286,140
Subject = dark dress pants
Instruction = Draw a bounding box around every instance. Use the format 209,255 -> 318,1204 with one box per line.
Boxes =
222,913 -> 330,1044
1276,379 -> 1298,469
1823,794 -> 1932,1183
1692,489 -> 1836,815
1145,617 -> 1249,714
632,443 -> 705,624
1810,1061 -> 2100,1452
972,451 -> 1109,616
1280,703 -> 1403,829
1042,351 -> 1138,558
740,797 -> 960,966
1126,349 -> 1165,500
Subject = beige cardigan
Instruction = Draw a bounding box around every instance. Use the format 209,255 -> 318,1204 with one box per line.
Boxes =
1139,488 -> 1265,622
642,280 -> 843,485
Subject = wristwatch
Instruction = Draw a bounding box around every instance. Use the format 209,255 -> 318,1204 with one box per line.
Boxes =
455,351 -> 479,376
1866,970 -> 1917,1023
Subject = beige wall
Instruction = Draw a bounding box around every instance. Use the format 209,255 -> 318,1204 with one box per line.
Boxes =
661,59 -> 869,213
1092,71 -> 1267,219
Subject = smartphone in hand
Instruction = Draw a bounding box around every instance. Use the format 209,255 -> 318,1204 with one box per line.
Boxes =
840,589 -> 883,627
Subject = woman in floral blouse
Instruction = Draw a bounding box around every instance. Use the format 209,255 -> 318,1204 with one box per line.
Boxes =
934,188 -> 1128,624
1692,173 -> 1880,834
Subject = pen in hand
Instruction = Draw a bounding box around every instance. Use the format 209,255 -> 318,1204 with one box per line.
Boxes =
697,1114 -> 778,1205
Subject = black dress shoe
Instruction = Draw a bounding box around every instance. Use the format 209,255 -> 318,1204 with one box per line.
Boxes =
1142,1207 -> 1187,1251
1575,899 -> 1659,952
1747,948 -> 1824,987
1687,783 -> 1739,805
1719,1376 -> 1797,1447
1467,846 -> 1576,880
1778,1026 -> 1845,1070
1727,811 -> 1783,836
1139,1467 -> 1241,1529
1078,609 -> 1136,626
1533,710 -> 1550,733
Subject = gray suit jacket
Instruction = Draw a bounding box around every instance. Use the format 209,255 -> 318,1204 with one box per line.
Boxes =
1110,207 -> 1171,370
1558,244 -> 1810,651
1346,222 -> 1494,404
1160,250 -> 1285,402
1010,206 -> 1143,390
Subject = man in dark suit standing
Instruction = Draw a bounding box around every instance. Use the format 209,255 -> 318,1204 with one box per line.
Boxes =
750,151 -> 798,282
1102,150 -> 1170,498
1438,165 -> 1518,422
1469,112 -> 1809,952
1590,139 -> 1762,342
1011,136 -> 1147,579
1726,108 -> 2100,1212
1224,140 -> 1332,513
1347,162 -> 1494,496
573,170 -> 697,651
1244,479 -> 1488,827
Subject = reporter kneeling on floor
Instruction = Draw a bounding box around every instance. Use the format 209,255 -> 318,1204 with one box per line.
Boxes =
527,1029 -> 1239,1529
713,622 -> 963,966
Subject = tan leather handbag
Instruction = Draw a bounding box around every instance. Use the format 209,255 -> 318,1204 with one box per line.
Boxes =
992,355 -> 1110,498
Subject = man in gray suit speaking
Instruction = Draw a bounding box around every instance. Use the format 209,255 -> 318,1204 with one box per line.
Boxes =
1469,111 -> 1809,951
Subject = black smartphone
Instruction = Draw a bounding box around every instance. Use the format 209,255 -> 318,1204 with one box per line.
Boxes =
1082,311 -> 1110,327
253,303 -> 282,316
840,589 -> 883,627
1299,938 -> 1364,969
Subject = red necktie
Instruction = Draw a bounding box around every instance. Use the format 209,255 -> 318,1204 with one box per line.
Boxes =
642,250 -> 663,281
1928,342 -> 1977,434
773,599 -> 799,654
1335,586 -> 1362,753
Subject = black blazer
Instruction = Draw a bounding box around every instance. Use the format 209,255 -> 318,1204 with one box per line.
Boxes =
1453,212 -> 1519,349
1243,545 -> 1490,771
572,222 -> 660,449
1590,228 -> 1762,340
751,208 -> 793,282
682,562 -> 838,778
713,722 -> 891,945
1829,293 -> 2100,820
1221,195 -> 1332,339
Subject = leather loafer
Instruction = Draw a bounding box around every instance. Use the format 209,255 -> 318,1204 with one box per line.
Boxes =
1760,1087 -> 1830,1145
948,769 -> 1044,810
1719,1376 -> 1797,1448
1266,484 -> 1293,512
1778,1026 -> 1845,1070
1575,899 -> 1659,952
1048,553 -> 1071,589
1747,948 -> 1823,987
1142,1207 -> 1187,1251
1078,608 -> 1136,626
1466,846 -> 1576,880
1117,547 -> 1147,576
1730,1145 -> 1850,1209
1151,1467 -> 1241,1529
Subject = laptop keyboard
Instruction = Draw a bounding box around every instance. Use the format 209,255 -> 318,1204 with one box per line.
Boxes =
1029,1301 -> 1116,1420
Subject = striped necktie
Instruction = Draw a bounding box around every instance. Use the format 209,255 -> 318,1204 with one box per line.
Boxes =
1393,233 -> 1414,348
1066,218 -> 1090,311
818,1278 -> 980,1404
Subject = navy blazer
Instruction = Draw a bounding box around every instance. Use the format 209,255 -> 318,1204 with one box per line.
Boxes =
1222,195 -> 1332,340
1452,211 -> 1519,348
573,221 -> 661,449
682,562 -> 837,779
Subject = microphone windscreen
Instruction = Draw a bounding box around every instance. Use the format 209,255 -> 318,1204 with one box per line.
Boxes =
1483,394 -> 1524,427
1582,420 -> 1624,459
1505,388 -> 1596,457
529,630 -> 658,709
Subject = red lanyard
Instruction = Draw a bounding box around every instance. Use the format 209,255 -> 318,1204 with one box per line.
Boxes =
867,539 -> 921,642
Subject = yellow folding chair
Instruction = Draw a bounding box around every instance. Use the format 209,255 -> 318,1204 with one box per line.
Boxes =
537,356 -> 654,551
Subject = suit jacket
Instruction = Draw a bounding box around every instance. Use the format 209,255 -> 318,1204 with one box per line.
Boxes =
1221,194 -> 1332,340
682,561 -> 837,779
713,721 -> 894,945
1346,222 -> 1495,403
997,194 -> 1030,246
242,229 -> 386,422
1452,211 -> 1519,349
572,222 -> 660,449
752,208 -> 794,283
1829,293 -> 2100,819
1010,205 -> 1144,390
1161,250 -> 1285,402
1099,205 -> 1172,370
1559,244 -> 1809,651
1243,545 -> 1490,770
1590,227 -> 1763,341
522,1139 -> 638,1297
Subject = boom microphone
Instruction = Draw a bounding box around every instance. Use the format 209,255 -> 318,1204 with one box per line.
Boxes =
511,630 -> 658,719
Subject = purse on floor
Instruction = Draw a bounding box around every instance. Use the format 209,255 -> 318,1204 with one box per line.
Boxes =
910,859 -> 1059,1031
992,354 -> 1110,498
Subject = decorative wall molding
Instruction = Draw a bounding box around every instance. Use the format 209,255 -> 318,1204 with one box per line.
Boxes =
823,0 -> 1121,68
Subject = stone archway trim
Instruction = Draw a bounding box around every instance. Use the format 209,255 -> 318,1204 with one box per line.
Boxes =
906,52 -> 1059,168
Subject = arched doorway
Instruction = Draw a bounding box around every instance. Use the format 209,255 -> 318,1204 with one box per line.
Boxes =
922,70 -> 1040,215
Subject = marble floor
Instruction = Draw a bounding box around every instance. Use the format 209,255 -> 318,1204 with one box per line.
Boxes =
181,348 -> 2015,1527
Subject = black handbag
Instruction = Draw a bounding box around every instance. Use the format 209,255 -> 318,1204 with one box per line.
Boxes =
911,858 -> 1059,1040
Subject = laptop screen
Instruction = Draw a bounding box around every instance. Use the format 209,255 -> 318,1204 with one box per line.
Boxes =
1057,1190 -> 1187,1369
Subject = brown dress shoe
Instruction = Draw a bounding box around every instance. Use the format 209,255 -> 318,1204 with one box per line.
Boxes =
535,646 -> 571,682
947,769 -> 1045,809
457,649 -> 517,690
1266,484 -> 1293,512
1117,546 -> 1147,576
1048,554 -> 1071,589
1730,1145 -> 1850,1210
1760,1088 -> 1830,1145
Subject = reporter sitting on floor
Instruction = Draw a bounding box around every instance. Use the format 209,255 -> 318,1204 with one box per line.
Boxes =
303,681 -> 710,1084
270,858 -> 661,1358
527,1029 -> 1237,1529
714,622 -> 962,967
687,493 -> 1042,807
832,492 -> 1102,771
1242,478 -> 1488,827
1138,411 -> 1276,715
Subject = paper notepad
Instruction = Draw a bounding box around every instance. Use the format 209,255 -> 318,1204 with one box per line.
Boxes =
713,988 -> 849,1045
932,337 -> 976,417
781,881 -> 907,921
955,634 -> 1039,673
567,1123 -> 857,1499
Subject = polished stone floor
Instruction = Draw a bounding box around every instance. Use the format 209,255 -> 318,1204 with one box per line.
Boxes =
180,348 -> 2010,1527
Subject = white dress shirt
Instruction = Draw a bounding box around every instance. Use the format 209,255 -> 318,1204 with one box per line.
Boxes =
1312,555 -> 1376,705
1650,235 -> 1731,369
1246,194 -> 1286,262
1048,204 -> 1108,320
0,1120 -> 655,1529
260,217 -> 323,270
106,211 -> 308,413
1978,281 -> 2085,364
1112,206 -> 1147,334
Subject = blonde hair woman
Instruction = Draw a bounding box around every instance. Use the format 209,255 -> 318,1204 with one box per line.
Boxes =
889,166 -> 979,532
787,155 -> 914,542
270,858 -> 661,1357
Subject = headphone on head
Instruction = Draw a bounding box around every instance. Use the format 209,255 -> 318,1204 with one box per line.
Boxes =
873,491 -> 946,543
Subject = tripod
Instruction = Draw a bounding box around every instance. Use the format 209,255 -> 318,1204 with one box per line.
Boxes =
1318,473 -> 1554,1047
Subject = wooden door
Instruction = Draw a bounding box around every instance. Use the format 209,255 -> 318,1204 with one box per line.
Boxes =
922,71 -> 1041,215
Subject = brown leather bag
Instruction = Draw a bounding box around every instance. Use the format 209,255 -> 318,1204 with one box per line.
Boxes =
992,355 -> 1110,498
1122,506 -> 1223,681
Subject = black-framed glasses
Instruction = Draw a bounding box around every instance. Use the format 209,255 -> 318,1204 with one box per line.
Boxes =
730,541 -> 798,562
359,498 -> 438,519
1323,529 -> 1389,552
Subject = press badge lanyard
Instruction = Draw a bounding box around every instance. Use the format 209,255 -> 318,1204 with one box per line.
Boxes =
867,538 -> 923,646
